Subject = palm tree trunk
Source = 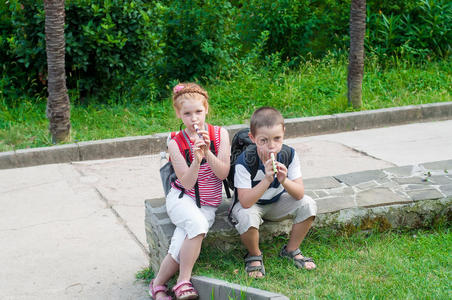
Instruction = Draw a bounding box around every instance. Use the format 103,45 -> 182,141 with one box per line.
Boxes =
44,0 -> 71,143
347,0 -> 366,109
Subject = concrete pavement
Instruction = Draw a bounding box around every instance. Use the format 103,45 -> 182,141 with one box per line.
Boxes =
1,119 -> 452,299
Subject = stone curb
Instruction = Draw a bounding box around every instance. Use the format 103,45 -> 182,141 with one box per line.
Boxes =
191,276 -> 289,300
2,102 -> 452,169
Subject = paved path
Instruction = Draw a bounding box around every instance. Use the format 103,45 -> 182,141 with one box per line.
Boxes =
1,119 -> 451,299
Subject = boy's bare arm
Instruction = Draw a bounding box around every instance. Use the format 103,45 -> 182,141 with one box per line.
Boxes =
281,177 -> 305,200
237,159 -> 275,208
237,176 -> 273,208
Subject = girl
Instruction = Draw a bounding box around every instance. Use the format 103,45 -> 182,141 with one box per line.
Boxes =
149,83 -> 230,300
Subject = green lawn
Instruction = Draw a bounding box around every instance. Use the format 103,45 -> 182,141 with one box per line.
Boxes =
137,227 -> 452,299
1,57 -> 451,152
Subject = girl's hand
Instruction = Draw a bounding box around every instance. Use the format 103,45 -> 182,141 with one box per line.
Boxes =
197,129 -> 211,155
275,162 -> 288,184
192,136 -> 207,163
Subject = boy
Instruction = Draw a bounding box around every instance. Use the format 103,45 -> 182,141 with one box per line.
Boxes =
231,107 -> 317,278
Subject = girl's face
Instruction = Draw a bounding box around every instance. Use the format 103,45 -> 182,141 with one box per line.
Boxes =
176,98 -> 208,132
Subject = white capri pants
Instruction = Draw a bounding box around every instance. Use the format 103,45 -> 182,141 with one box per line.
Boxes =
166,188 -> 217,263
231,193 -> 317,235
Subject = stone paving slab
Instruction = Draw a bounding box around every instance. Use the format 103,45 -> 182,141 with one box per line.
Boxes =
316,196 -> 356,214
421,159 -> 452,171
406,189 -> 444,201
335,170 -> 387,186
304,176 -> 343,189
356,187 -> 412,207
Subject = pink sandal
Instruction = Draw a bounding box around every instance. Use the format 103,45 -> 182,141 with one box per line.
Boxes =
172,280 -> 199,300
149,279 -> 173,300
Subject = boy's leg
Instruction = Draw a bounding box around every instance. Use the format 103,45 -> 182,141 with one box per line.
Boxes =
287,216 -> 316,269
240,227 -> 263,278
264,193 -> 317,269
232,202 -> 265,278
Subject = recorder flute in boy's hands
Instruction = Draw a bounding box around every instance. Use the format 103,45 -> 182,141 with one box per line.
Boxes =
270,153 -> 277,175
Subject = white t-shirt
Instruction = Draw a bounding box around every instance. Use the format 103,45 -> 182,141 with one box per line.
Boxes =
234,147 -> 302,204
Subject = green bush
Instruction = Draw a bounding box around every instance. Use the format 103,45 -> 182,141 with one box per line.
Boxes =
1,0 -> 159,103
1,0 -> 450,103
367,0 -> 452,60
151,0 -> 242,87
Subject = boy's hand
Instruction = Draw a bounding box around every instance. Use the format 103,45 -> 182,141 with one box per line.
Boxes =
275,162 -> 288,184
264,158 -> 276,184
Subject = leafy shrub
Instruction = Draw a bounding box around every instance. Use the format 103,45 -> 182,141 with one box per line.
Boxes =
366,0 -> 452,60
1,0 -> 450,104
151,0 -> 242,87
1,0 -> 159,103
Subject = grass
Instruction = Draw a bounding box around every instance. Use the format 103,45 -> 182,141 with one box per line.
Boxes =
1,56 -> 451,152
137,227 -> 452,299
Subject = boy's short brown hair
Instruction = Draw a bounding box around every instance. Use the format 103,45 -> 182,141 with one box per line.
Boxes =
250,107 -> 285,136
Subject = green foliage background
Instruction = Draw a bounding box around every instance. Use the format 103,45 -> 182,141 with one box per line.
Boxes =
1,0 -> 451,103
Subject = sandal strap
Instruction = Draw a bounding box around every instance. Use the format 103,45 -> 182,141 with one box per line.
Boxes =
244,253 -> 263,264
296,256 -> 314,263
150,279 -> 170,298
287,247 -> 302,258
244,253 -> 266,276
172,280 -> 194,293
245,265 -> 264,272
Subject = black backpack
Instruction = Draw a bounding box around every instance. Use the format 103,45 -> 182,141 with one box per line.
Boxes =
227,128 -> 294,224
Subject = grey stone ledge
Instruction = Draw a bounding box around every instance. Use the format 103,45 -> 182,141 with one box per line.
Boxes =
2,102 -> 452,169
430,175 -> 452,185
314,190 -> 329,198
316,196 -> 356,214
356,187 -> 411,208
383,165 -> 414,177
392,177 -> 431,185
304,177 -> 342,190
421,160 -> 452,172
438,184 -> 452,197
335,170 -> 387,186
406,189 -> 444,201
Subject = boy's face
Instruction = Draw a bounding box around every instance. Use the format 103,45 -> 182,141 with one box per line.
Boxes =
249,124 -> 285,161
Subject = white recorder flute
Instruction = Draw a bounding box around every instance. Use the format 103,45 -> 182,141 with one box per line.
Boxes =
193,124 -> 203,138
270,153 -> 277,175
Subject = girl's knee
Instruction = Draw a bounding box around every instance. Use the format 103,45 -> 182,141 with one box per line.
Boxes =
185,217 -> 209,238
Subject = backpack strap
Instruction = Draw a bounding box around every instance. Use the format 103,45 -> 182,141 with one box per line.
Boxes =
171,131 -> 201,207
207,123 -> 217,154
278,144 -> 294,168
228,144 -> 294,225
207,124 -> 231,198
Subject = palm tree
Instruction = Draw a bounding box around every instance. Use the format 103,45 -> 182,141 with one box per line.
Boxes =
44,0 -> 71,143
347,0 -> 366,109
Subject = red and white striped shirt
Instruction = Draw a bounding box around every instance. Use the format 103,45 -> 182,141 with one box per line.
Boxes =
172,126 -> 223,207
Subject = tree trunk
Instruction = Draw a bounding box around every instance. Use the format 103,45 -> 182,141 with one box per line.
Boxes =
44,0 -> 71,143
347,0 -> 366,109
